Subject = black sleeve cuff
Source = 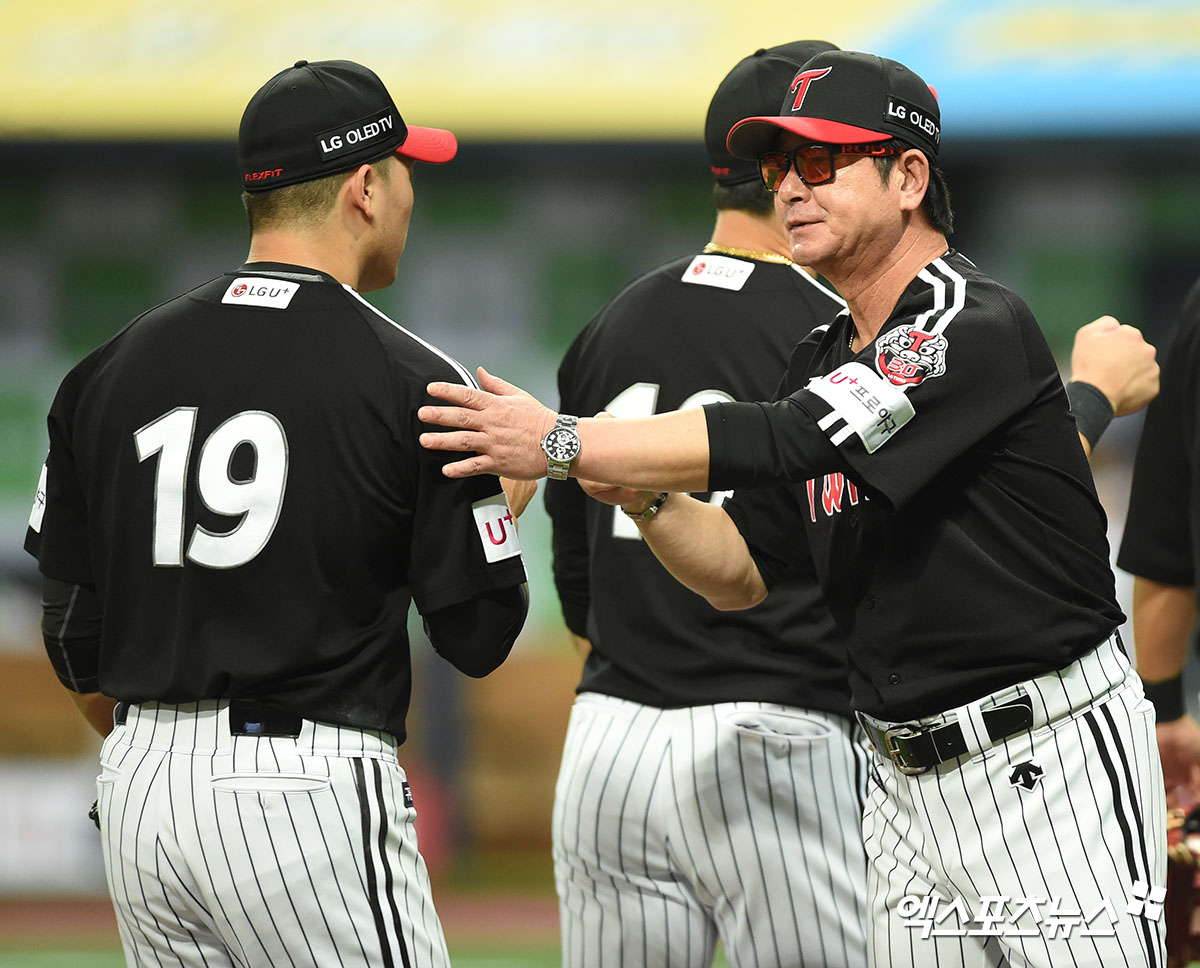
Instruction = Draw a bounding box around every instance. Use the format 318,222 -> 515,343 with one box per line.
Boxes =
704,401 -> 779,490
705,399 -> 846,491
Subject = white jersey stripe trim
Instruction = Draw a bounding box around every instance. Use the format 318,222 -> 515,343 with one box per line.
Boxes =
789,264 -> 846,306
342,286 -> 478,389
929,257 -> 967,333
915,258 -> 968,336
913,268 -> 946,332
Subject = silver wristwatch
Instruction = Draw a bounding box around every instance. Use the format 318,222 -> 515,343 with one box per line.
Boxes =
541,414 -> 581,480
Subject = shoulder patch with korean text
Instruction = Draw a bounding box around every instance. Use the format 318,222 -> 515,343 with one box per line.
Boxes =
806,362 -> 915,453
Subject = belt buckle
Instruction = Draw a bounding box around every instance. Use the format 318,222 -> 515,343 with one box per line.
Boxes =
881,724 -> 930,776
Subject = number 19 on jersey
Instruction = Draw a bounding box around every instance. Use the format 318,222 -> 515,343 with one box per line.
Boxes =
134,407 -> 289,569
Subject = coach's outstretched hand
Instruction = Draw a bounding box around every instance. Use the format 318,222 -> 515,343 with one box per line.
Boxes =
421,368 -> 557,480
1071,315 -> 1159,417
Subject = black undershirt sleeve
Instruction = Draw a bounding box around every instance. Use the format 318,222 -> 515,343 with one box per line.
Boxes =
423,584 -> 529,678
704,399 -> 848,490
41,575 -> 103,694
544,478 -> 591,638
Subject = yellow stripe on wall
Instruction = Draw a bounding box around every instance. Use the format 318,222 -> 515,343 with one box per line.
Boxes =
0,0 -> 915,140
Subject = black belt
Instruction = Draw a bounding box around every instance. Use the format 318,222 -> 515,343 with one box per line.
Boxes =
114,700 -> 303,737
859,695 -> 1034,775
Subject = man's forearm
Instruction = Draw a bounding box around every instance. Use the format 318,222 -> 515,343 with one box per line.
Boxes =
573,409 -> 712,492
70,692 -> 119,738
570,633 -> 592,661
633,494 -> 767,611
1134,577 -> 1198,681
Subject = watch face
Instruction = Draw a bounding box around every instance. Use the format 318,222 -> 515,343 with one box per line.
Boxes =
543,428 -> 581,462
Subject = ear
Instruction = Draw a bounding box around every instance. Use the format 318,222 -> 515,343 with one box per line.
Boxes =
895,149 -> 930,215
344,164 -> 376,220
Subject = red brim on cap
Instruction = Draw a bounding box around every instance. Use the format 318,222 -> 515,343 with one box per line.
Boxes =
727,116 -> 889,160
396,125 -> 458,164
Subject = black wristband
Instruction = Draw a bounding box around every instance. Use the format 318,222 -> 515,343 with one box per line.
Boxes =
1066,380 -> 1114,451
1141,672 -> 1186,723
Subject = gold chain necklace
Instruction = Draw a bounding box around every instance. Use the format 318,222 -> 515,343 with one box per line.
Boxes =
702,242 -> 793,266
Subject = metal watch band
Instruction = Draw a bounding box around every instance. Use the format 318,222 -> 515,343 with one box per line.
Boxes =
543,414 -> 580,481
622,492 -> 669,521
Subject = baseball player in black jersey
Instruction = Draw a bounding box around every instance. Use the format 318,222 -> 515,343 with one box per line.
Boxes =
1120,277 -> 1200,803
1118,275 -> 1200,968
419,50 -> 1167,966
545,41 -> 871,968
24,59 -> 528,968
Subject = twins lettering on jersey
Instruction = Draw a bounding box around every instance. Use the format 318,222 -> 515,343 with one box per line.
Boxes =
471,493 -> 524,565
222,278 -> 300,309
805,471 -> 864,522
681,255 -> 755,292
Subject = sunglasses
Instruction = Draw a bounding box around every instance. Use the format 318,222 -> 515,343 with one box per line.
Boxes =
757,143 -> 901,192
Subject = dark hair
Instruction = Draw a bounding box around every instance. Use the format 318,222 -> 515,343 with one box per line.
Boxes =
712,178 -> 775,216
241,158 -> 393,233
873,139 -> 954,236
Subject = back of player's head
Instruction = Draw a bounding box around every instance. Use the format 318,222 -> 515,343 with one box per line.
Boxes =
705,41 -> 840,189
238,59 -> 457,196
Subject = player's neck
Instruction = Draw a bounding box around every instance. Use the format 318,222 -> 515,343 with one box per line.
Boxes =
709,209 -> 795,264
832,226 -> 948,349
246,231 -> 361,290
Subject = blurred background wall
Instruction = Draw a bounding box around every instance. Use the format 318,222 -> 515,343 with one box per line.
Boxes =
2,0 -> 1199,895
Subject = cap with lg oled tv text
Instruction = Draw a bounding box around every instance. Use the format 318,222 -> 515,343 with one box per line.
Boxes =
726,50 -> 940,163
238,59 -> 458,193
704,40 -> 839,186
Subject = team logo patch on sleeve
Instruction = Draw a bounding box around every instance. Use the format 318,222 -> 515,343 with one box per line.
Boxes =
681,255 -> 755,291
28,463 -> 47,532
221,278 -> 300,309
806,362 -> 915,453
471,493 -> 523,564
875,327 -> 948,387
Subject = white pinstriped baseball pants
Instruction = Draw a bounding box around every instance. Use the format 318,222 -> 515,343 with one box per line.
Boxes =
552,694 -> 871,968
862,635 -> 1168,968
95,700 -> 449,968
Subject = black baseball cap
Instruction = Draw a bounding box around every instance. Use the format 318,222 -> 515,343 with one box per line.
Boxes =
727,50 -> 941,163
705,41 -> 839,186
238,59 -> 458,193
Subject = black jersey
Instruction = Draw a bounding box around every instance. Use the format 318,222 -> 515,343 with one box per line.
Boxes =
24,263 -> 527,741
714,251 -> 1123,721
545,249 -> 852,713
1118,276 -> 1200,587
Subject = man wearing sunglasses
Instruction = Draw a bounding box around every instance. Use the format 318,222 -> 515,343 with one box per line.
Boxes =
543,41 -> 870,968
419,49 -> 1166,966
